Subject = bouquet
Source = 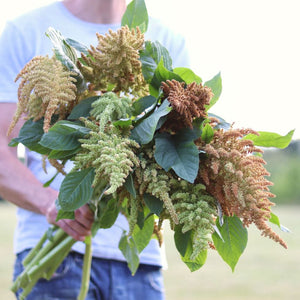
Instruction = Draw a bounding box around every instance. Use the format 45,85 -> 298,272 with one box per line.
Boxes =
8,0 -> 294,299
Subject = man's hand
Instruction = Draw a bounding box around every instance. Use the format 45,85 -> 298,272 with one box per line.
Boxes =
46,202 -> 94,241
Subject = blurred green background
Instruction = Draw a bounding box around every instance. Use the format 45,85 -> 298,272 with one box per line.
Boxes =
1,140 -> 299,299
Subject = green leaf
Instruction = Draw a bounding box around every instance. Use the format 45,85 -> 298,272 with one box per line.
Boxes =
119,231 -> 140,275
68,96 -> 100,120
143,193 -> 164,216
132,210 -> 155,253
201,123 -> 215,144
46,226 -> 57,242
173,67 -> 202,84
43,172 -> 59,188
45,27 -> 86,92
8,118 -> 50,154
208,113 -> 231,130
121,0 -> 148,33
182,248 -> 207,272
269,212 -> 281,227
174,225 -> 192,257
113,118 -> 132,128
212,215 -> 248,272
55,198 -> 76,221
174,227 -> 207,271
124,174 -> 137,199
46,27 -> 77,64
151,59 -> 183,91
140,41 -> 173,82
96,198 -> 119,229
55,210 -> 75,222
47,148 -> 81,160
58,168 -> 94,211
65,37 -> 89,56
130,99 -> 171,144
39,120 -> 90,150
269,212 -> 290,232
132,95 -> 157,116
154,132 -> 199,183
205,72 -> 222,110
180,119 -> 203,141
244,130 -> 295,149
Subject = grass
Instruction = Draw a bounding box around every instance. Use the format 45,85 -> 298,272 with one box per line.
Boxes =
1,202 -> 299,300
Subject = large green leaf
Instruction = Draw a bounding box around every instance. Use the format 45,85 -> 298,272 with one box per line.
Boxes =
174,225 -> 192,257
96,198 -> 119,229
154,132 -> 199,183
119,232 -> 140,275
140,41 -> 173,82
173,67 -> 202,84
174,227 -> 207,272
205,72 -> 222,110
143,193 -> 164,216
121,0 -> 148,33
39,120 -> 90,150
182,248 -> 207,272
8,118 -> 50,155
132,209 -> 155,253
68,96 -> 100,120
244,130 -> 294,149
130,99 -> 171,144
151,59 -> 184,91
58,168 -> 94,211
212,215 -> 248,272
132,95 -> 157,116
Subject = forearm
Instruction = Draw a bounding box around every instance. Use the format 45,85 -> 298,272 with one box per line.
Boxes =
0,103 -> 93,240
0,103 -> 56,215
0,147 -> 57,215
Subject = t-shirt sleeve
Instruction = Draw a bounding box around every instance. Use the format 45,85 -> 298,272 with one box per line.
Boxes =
0,22 -> 32,103
166,32 -> 191,68
146,17 -> 191,69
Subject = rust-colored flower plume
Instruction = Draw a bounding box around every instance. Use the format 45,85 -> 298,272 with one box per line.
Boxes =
8,56 -> 77,134
160,80 -> 213,133
196,128 -> 287,248
80,26 -> 148,97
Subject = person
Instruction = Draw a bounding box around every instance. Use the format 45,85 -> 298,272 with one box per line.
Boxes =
0,0 -> 190,299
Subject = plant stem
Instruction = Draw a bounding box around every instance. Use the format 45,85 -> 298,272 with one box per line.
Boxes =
77,235 -> 92,300
22,229 -> 49,266
27,235 -> 75,280
19,276 -> 39,300
11,228 -> 70,293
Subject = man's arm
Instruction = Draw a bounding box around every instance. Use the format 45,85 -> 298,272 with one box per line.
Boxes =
0,103 -> 93,241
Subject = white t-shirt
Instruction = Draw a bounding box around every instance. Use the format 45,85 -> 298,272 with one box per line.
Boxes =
0,1 -> 190,266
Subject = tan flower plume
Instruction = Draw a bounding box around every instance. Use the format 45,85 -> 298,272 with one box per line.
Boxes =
196,128 -> 287,248
160,80 -> 213,132
79,26 -> 148,97
8,56 -> 77,134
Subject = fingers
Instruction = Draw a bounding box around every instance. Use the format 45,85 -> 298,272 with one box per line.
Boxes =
62,204 -> 94,241
74,204 -> 94,229
46,202 -> 94,242
57,219 -> 90,242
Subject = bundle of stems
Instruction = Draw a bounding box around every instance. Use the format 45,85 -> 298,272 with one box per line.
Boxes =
11,226 -> 92,300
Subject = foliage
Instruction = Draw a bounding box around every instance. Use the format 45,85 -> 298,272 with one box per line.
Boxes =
8,0 -> 294,298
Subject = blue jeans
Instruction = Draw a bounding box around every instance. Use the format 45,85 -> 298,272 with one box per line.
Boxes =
13,250 -> 165,300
